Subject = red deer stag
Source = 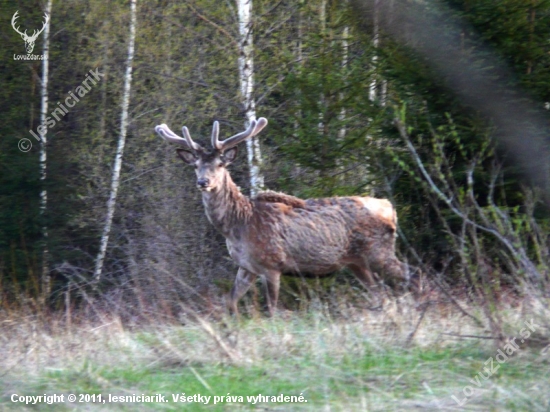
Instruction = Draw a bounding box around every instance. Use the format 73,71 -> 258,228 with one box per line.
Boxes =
155,118 -> 409,316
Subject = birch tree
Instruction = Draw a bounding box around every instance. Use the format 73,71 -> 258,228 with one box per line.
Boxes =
94,0 -> 137,280
39,0 -> 53,305
369,0 -> 380,102
237,0 -> 263,195
338,25 -> 349,141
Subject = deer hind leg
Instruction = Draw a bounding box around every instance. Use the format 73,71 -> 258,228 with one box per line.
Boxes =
263,271 -> 281,317
228,267 -> 257,315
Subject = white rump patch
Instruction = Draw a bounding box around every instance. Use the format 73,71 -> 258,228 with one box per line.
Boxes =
359,197 -> 396,227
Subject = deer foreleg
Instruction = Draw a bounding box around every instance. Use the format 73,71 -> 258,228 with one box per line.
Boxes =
263,271 -> 281,317
348,264 -> 377,288
228,267 -> 257,315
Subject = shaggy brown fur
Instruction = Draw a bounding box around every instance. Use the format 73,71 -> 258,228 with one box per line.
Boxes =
254,190 -> 307,209
155,118 -> 409,316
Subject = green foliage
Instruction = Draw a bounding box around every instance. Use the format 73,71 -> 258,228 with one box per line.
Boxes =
1,0 -> 549,306
449,0 -> 550,102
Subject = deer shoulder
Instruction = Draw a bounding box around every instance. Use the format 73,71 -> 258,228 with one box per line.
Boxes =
254,190 -> 306,209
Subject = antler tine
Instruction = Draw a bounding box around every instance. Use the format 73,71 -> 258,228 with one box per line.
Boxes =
211,121 -> 221,150
154,124 -> 201,151
218,118 -> 269,151
182,126 -> 202,152
217,120 -> 255,151
252,117 -> 268,135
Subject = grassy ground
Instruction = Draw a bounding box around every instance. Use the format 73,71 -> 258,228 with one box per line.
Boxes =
1,294 -> 549,411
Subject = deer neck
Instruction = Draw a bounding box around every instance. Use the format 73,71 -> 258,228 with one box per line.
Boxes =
200,172 -> 252,236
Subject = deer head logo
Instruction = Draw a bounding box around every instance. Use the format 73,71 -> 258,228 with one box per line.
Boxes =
11,10 -> 49,54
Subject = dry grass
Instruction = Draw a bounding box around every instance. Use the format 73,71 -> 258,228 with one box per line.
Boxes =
0,291 -> 549,411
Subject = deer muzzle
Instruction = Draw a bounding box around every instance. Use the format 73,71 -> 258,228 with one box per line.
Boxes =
197,178 -> 212,191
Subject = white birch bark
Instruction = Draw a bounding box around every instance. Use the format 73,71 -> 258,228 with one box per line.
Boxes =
365,0 -> 381,189
338,25 -> 349,141
369,0 -> 380,102
94,0 -> 137,280
39,0 -> 53,305
237,0 -> 263,196
292,0 -> 304,179
379,0 -> 388,106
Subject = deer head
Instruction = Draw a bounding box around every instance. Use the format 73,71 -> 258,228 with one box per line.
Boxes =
155,118 -> 268,192
11,11 -> 49,54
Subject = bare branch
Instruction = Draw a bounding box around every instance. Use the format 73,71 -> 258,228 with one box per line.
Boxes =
186,3 -> 238,48
394,116 -> 542,281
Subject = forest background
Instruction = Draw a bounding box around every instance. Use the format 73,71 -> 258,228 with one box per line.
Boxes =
1,1 -> 550,410
2,0 -> 550,315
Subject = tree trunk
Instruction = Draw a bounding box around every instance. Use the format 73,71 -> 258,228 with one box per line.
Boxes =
369,0 -> 380,102
338,25 -> 349,141
237,0 -> 263,196
94,0 -> 137,280
39,0 -> 53,306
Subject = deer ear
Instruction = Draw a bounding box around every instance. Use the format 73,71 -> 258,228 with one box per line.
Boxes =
223,147 -> 238,164
176,149 -> 197,165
